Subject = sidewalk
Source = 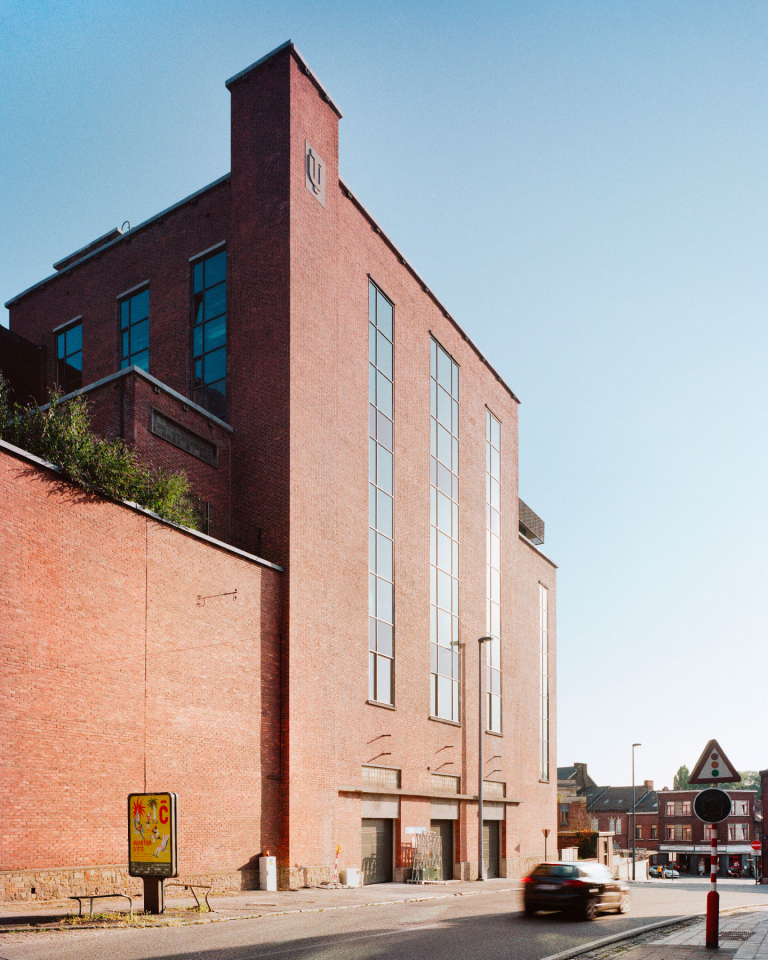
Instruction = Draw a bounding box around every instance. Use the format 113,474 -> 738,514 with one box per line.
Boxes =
576,908 -> 768,960
0,877 -> 520,931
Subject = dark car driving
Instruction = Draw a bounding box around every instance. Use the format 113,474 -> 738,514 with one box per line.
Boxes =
523,861 -> 630,920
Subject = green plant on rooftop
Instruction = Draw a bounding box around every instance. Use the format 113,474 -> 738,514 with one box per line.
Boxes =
0,373 -> 199,529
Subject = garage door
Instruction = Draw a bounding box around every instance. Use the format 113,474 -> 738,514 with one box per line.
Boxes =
361,818 -> 393,884
430,820 -> 454,880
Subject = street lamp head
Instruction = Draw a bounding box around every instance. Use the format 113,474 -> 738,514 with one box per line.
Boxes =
633,743 -> 641,748
477,635 -> 496,644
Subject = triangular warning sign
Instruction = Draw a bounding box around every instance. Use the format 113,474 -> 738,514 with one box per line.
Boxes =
688,739 -> 740,785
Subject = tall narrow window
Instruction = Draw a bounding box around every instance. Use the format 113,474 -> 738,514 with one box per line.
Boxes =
192,249 -> 226,419
430,339 -> 460,722
56,322 -> 82,393
120,288 -> 149,372
539,583 -> 549,780
486,410 -> 502,732
368,281 -> 394,705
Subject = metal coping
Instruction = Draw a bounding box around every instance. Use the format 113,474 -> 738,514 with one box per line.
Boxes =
225,40 -> 343,118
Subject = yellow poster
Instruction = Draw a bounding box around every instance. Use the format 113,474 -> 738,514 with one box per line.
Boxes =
129,794 -> 173,865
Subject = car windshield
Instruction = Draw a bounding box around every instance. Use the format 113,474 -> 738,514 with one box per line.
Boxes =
532,864 -> 578,878
578,863 -> 612,880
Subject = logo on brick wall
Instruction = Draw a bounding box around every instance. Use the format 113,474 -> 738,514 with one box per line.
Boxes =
305,141 -> 326,207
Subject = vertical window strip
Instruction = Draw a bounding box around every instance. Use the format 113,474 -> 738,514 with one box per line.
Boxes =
430,339 -> 460,722
192,249 -> 227,420
539,583 -> 549,780
56,322 -> 83,393
119,287 -> 150,372
486,410 -> 501,732
368,281 -> 394,705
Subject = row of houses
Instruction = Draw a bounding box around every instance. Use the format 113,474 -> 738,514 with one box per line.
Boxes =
558,764 -> 762,878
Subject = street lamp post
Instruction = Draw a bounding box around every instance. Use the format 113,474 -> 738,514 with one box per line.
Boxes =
632,743 -> 641,881
477,636 -> 494,881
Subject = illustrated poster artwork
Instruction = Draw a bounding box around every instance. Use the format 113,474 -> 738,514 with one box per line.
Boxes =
128,793 -> 175,872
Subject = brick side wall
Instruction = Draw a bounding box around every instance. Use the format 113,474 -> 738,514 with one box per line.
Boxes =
0,444 -> 281,897
82,370 -> 232,543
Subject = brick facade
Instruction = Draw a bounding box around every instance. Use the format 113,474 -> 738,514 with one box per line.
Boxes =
3,41 -> 557,894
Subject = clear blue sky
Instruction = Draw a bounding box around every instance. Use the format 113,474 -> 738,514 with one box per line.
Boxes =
3,1 -> 767,790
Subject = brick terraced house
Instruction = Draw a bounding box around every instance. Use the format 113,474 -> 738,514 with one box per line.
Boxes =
1,41 -> 557,897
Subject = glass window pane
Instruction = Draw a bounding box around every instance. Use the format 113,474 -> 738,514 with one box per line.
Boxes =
437,607 -> 451,646
452,360 -> 459,400
204,346 -> 226,384
452,399 -> 459,436
193,324 -> 203,357
377,294 -> 393,340
122,330 -> 130,357
491,445 -> 500,479
452,680 -> 459,720
120,300 -> 130,329
205,315 -> 226,352
204,281 -> 226,321
437,531 -> 451,572
377,331 -> 392,380
194,358 -> 203,383
369,573 -> 376,617
369,653 -> 376,700
437,461 -> 451,497
120,357 -> 130,369
131,289 -> 149,321
132,350 -> 149,372
377,533 -> 393,581
369,323 -> 377,364
369,282 -> 376,325
437,491 -> 451,534
377,621 -> 393,657
377,490 -> 393,537
437,569 -> 451,611
369,528 -> 376,572
377,445 -> 393,495
430,338 -> 436,378
437,424 -> 451,467
437,345 -> 452,392
369,483 -> 377,529
57,333 -> 65,359
376,657 -> 392,703
369,364 -> 376,405
193,261 -> 204,294
131,318 -> 149,353
205,250 -> 226,287
376,371 -> 392,418
438,645 -> 452,677
437,675 -> 452,719
437,386 -> 451,429
369,618 -> 377,651
491,416 -> 500,449
68,350 -> 82,372
376,577 -> 392,622
430,642 -> 437,673
377,412 -> 393,451
490,696 -> 501,732
66,324 -> 82,354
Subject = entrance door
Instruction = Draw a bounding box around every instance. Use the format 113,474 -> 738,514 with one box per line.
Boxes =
483,821 -> 500,879
430,820 -> 454,880
361,818 -> 393,884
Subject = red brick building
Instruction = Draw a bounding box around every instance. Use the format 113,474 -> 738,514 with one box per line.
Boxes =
2,41 -> 556,894
586,783 -> 659,856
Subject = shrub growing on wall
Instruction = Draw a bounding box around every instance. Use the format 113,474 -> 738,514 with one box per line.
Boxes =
0,374 -> 198,529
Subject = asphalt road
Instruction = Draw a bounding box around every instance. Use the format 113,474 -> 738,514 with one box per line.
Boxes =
2,881 -> 766,960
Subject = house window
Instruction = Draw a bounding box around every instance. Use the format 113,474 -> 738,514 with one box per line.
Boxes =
192,249 -> 226,419
119,288 -> 149,372
368,281 -> 394,705
729,824 -> 749,841
539,583 -> 549,780
734,800 -> 749,816
681,800 -> 691,816
635,824 -> 642,840
651,824 -> 658,839
56,322 -> 82,393
430,338 -> 460,722
609,818 -> 615,833
666,800 -> 691,817
591,818 -> 599,831
559,805 -> 569,826
666,824 -> 692,841
616,818 -> 622,834
703,824 -> 714,840
485,410 -> 502,732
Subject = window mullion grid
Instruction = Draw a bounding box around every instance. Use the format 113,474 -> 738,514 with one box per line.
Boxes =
368,282 -> 394,705
486,410 -> 501,732
430,340 -> 460,722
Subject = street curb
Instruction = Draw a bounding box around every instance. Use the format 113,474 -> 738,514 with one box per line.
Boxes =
538,905 -> 768,960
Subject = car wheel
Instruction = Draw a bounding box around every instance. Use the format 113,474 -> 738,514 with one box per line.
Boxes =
582,898 -> 598,921
524,904 -> 536,917
617,894 -> 630,914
